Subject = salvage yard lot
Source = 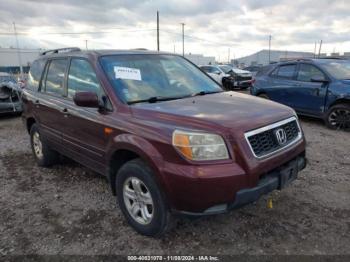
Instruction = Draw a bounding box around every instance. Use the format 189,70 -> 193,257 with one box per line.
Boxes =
0,114 -> 349,255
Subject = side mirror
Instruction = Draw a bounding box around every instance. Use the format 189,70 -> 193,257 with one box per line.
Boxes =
73,91 -> 100,108
311,76 -> 328,83
216,71 -> 221,75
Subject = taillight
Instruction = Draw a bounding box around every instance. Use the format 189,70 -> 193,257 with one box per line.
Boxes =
251,78 -> 256,85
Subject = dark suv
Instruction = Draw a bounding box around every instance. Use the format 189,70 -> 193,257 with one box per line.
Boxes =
251,59 -> 350,130
22,48 -> 306,236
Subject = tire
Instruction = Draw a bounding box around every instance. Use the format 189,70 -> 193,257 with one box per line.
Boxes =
222,78 -> 231,90
116,158 -> 172,237
258,93 -> 269,99
30,124 -> 59,167
325,104 -> 350,131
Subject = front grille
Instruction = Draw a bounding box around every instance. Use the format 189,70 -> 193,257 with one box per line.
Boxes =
245,118 -> 301,158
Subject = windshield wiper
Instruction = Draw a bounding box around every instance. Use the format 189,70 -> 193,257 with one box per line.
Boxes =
127,95 -> 185,105
191,90 -> 223,97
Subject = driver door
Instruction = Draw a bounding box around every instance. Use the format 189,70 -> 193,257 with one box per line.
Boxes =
291,63 -> 328,115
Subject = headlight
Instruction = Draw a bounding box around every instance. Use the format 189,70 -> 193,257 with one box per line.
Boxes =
172,130 -> 229,161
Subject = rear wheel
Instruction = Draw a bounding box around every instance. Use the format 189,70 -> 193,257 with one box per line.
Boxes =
30,124 -> 59,167
258,93 -> 269,99
116,158 -> 172,237
325,104 -> 350,131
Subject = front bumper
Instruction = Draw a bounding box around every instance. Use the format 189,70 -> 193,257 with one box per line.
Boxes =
172,153 -> 306,216
234,80 -> 252,88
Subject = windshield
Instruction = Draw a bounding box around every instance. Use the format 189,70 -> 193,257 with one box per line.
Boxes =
319,60 -> 350,80
219,65 -> 232,73
100,54 -> 222,104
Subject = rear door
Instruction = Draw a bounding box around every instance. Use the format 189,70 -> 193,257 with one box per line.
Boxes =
292,63 -> 328,115
266,63 -> 298,107
59,58 -> 112,174
35,58 -> 68,148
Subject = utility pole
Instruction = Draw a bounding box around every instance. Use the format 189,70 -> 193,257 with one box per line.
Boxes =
157,11 -> 160,51
314,41 -> 317,58
228,48 -> 230,64
85,40 -> 88,50
13,22 -> 23,79
318,40 -> 323,58
180,23 -> 185,56
268,35 -> 272,64
173,44 -> 175,53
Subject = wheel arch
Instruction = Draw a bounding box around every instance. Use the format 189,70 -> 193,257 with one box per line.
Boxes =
26,117 -> 36,134
107,135 -> 165,197
328,98 -> 350,110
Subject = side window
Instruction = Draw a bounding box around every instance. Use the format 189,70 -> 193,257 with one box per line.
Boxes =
201,66 -> 210,73
211,67 -> 221,74
44,59 -> 68,95
276,64 -> 296,79
27,59 -> 45,91
67,59 -> 101,98
297,64 -> 325,82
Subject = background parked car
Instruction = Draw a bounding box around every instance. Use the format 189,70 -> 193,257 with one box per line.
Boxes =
250,58 -> 350,130
199,65 -> 231,88
219,65 -> 253,89
243,65 -> 262,76
0,72 -> 22,115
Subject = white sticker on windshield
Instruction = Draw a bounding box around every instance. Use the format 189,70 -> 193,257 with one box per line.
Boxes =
114,66 -> 141,81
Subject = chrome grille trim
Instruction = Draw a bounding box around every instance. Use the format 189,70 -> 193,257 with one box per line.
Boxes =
244,116 -> 303,159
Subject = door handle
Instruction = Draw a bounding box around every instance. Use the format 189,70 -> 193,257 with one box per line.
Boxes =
62,108 -> 70,117
34,100 -> 40,108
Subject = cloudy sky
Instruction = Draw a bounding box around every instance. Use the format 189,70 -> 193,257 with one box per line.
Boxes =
0,0 -> 350,60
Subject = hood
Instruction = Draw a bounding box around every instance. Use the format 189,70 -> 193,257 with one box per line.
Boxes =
131,92 -> 295,134
232,68 -> 252,75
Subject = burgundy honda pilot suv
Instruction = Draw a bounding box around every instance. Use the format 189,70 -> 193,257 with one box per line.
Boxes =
22,48 -> 306,236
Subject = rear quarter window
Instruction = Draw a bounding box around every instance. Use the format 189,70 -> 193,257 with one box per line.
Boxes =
256,65 -> 275,76
27,59 -> 46,91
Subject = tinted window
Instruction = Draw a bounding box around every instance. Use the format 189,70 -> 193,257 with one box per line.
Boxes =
100,54 -> 222,104
257,65 -> 275,76
276,64 -> 296,79
297,64 -> 325,82
44,59 -> 68,95
27,59 -> 45,91
68,59 -> 101,98
200,66 -> 210,73
211,67 -> 221,74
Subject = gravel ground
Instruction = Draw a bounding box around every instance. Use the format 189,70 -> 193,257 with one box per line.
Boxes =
0,113 -> 349,256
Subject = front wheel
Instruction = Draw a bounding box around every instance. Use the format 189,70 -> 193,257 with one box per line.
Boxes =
325,104 -> 350,131
116,159 -> 172,237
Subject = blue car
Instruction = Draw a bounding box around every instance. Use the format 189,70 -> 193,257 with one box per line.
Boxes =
250,58 -> 350,130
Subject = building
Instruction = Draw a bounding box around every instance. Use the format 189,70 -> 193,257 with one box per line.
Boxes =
0,48 -> 42,74
232,49 -> 314,67
185,53 -> 216,65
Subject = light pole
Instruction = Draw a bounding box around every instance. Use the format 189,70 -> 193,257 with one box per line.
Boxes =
180,23 -> 185,56
13,22 -> 23,79
157,11 -> 160,51
268,35 -> 272,64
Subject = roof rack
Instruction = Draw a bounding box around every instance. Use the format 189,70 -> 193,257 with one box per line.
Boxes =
40,47 -> 81,56
279,58 -> 313,62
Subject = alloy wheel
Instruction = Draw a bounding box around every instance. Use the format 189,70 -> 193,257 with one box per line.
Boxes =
123,177 -> 154,225
328,108 -> 350,130
32,132 -> 43,159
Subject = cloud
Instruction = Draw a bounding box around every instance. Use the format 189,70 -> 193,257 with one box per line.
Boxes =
1,0 -> 350,59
